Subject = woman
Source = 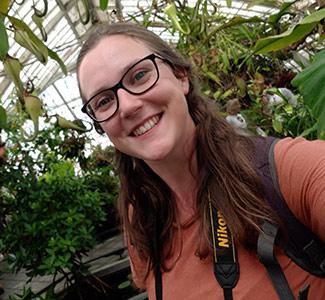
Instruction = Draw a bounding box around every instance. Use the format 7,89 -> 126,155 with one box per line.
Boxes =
76,22 -> 325,299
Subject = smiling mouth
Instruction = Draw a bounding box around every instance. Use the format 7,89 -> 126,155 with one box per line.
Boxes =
132,114 -> 161,136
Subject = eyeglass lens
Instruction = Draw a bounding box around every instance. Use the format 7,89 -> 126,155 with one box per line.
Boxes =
87,57 -> 159,122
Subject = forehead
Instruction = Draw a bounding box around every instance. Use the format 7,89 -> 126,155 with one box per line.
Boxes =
78,35 -> 153,99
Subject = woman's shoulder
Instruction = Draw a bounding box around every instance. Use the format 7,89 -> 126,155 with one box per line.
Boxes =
274,137 -> 325,240
275,136 -> 325,153
274,137 -> 325,173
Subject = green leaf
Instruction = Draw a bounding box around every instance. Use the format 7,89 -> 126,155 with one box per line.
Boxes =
205,16 -> 263,43
254,23 -> 315,54
203,70 -> 221,86
100,0 -> 109,10
47,47 -> 67,75
226,0 -> 232,8
299,122 -> 318,138
0,105 -> 7,129
0,0 -> 10,14
254,9 -> 325,54
0,16 -> 9,60
118,280 -> 131,289
292,50 -> 325,140
283,104 -> 293,115
300,8 -> 325,24
272,115 -> 283,133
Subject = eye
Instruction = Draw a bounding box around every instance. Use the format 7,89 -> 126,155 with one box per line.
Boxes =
134,70 -> 147,81
97,97 -> 110,108
123,59 -> 155,89
93,92 -> 115,111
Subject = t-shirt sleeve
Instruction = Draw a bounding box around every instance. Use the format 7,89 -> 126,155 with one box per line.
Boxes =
274,137 -> 325,242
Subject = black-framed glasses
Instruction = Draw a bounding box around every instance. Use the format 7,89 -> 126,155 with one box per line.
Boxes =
81,53 -> 168,123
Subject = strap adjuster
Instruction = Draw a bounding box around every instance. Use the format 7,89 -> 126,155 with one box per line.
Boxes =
303,239 -> 325,272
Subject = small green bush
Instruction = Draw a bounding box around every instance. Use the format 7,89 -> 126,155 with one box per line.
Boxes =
0,160 -> 105,277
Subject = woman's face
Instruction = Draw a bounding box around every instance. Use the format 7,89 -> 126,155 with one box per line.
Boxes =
78,35 -> 196,164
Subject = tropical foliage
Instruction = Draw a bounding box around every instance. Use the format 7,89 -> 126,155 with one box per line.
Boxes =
130,0 -> 325,139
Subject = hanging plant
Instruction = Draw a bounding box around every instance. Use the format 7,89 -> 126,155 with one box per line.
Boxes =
9,16 -> 49,64
56,115 -> 91,132
2,55 -> 24,99
164,2 -> 190,35
20,94 -> 43,142
31,13 -> 47,42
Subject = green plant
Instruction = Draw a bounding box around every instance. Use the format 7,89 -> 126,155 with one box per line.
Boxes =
292,49 -> 325,139
0,157 -> 103,271
0,109 -> 119,298
243,87 -> 317,138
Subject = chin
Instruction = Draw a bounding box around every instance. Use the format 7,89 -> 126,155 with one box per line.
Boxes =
143,148 -> 175,163
120,139 -> 176,162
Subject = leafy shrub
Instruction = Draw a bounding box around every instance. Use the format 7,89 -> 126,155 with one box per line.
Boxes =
0,160 -> 105,277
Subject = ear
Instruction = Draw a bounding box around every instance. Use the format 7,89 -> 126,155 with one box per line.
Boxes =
175,68 -> 190,95
180,75 -> 190,95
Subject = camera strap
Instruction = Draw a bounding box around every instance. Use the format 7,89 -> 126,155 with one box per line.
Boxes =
209,201 -> 239,300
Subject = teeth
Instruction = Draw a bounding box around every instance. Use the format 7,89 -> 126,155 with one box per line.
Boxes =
133,115 -> 160,136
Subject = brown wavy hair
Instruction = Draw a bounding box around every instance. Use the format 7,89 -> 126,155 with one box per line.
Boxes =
76,22 -> 278,274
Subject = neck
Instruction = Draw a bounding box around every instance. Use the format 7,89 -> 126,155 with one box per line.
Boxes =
146,147 -> 198,219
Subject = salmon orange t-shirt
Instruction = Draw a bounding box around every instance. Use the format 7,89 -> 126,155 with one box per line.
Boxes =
128,137 -> 325,299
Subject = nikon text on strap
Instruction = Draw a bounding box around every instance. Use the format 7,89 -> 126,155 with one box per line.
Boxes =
209,200 -> 239,300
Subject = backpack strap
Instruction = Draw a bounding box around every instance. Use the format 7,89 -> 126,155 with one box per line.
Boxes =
257,221 -> 295,300
153,219 -> 163,300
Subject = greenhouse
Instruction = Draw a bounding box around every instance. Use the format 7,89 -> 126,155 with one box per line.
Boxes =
0,0 -> 324,299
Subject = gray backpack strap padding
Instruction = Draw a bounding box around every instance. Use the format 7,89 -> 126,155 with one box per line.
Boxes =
268,138 -> 283,199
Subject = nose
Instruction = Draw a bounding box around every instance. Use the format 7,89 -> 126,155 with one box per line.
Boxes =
117,88 -> 143,119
